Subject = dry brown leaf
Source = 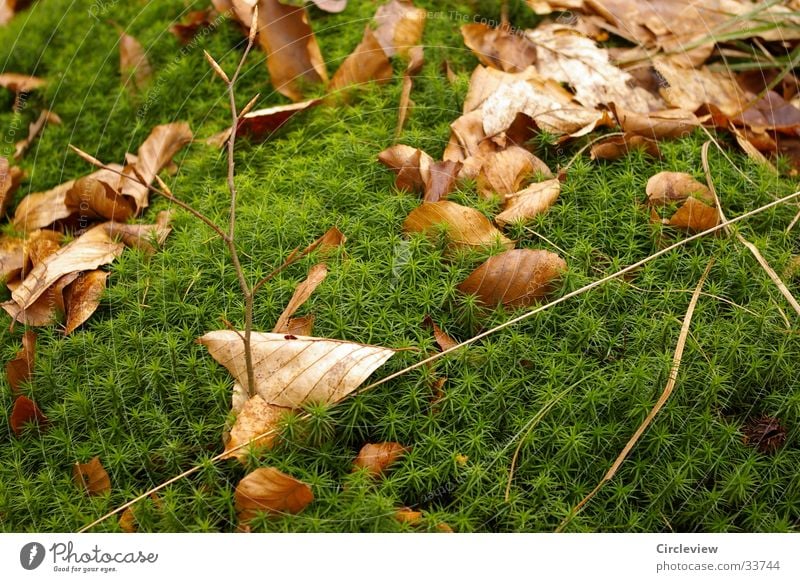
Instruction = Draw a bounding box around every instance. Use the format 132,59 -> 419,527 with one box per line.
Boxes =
119,31 -> 153,91
0,72 -> 45,94
527,24 -> 662,113
495,178 -> 561,228
589,134 -> 661,161
238,99 -> 320,139
198,332 -> 395,408
354,442 -> 407,476
3,272 -> 79,326
66,175 -> 137,223
396,45 -> 424,137
13,176 -> 82,232
458,248 -> 566,307
272,263 -> 327,332
378,144 -> 432,193
422,315 -> 457,351
0,0 -> 33,25
282,314 -> 315,336
653,59 -> 746,118
10,394 -> 46,435
738,90 -> 800,134
13,109 -> 61,161
613,105 -> 699,140
424,160 -> 461,202
0,156 -> 23,216
8,224 -> 124,312
476,145 -> 552,198
394,508 -> 421,523
646,172 -> 713,206
666,196 -> 720,232
73,456 -> 111,496
330,26 -> 392,93
0,230 -> 61,284
63,270 -> 109,335
403,200 -> 514,251
102,209 -> 174,253
169,8 -> 216,44
461,23 -> 536,73
235,467 -> 314,520
224,394 -> 290,460
119,507 -> 137,533
301,225 -> 346,257
311,0 -> 347,12
6,329 -> 35,394
373,0 -> 426,58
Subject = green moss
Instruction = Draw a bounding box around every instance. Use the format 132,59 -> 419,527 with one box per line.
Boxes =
0,0 -> 798,532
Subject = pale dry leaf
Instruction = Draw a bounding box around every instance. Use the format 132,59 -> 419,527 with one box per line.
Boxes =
461,23 -> 536,73
395,45 -> 424,137
2,271 -> 79,326
6,329 -> 35,394
646,171 -> 713,206
373,0 -> 426,58
495,178 -> 561,228
73,456 -> 111,496
235,467 -> 313,520
476,145 -> 552,198
353,442 -> 407,476
10,394 -> 46,436
238,99 -> 320,139
589,134 -> 660,161
613,105 -> 699,140
424,160 -> 461,202
0,72 -> 45,94
272,263 -> 327,332
119,31 -> 153,91
224,394 -> 290,460
378,144 -> 433,193
653,58 -> 746,117
0,155 -> 23,216
14,109 -> 61,160
0,229 -> 62,284
198,332 -> 395,408
63,270 -> 109,335
311,0 -> 347,12
458,248 -> 566,307
102,209 -> 174,254
403,200 -> 514,251
330,26 -> 393,93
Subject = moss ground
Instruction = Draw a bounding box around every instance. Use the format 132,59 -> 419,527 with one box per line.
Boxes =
1,0 -> 799,532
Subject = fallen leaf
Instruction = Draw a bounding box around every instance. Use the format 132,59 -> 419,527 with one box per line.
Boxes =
476,145 -> 552,198
282,314 -> 315,336
102,209 -> 174,253
301,225 -> 346,257
666,196 -> 720,233
119,31 -> 153,91
119,507 -> 137,533
3,272 -> 78,326
589,134 -> 661,161
0,72 -> 45,94
527,24 -> 662,112
310,0 -> 347,12
238,99 -> 320,139
373,0 -> 426,58
330,26 -> 392,93
395,45 -> 424,137
66,175 -> 137,222
73,456 -> 111,495
63,270 -> 109,335
422,315 -> 457,351
0,229 -> 62,283
436,522 -> 454,532
653,59 -> 745,118
458,248 -> 566,307
403,200 -> 514,251
738,90 -> 800,134
461,23 -> 536,72
394,508 -> 421,523
495,178 -> 561,228
169,8 -> 216,44
13,109 -> 61,160
224,394 -> 290,460
235,467 -> 314,520
7,224 -> 124,313
0,0 -> 33,25
353,442 -> 407,476
612,105 -> 699,140
455,453 -> 468,465
646,171 -> 719,233
6,329 -> 35,394
198,332 -> 395,408
0,155 -> 24,216
424,160 -> 461,202
272,263 -> 327,332
378,144 -> 432,194
10,394 -> 46,436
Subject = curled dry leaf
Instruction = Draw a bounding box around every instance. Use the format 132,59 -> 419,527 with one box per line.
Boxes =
272,263 -> 327,332
0,72 -> 45,94
653,59 -> 744,118
63,270 -> 109,335
14,109 -> 61,160
73,456 -> 111,496
329,26 -> 392,93
119,31 -> 153,91
422,315 -> 457,351
0,155 -> 24,216
646,171 -> 719,233
612,105 -> 699,140
395,45 -> 424,137
403,200 -> 514,252
476,145 -> 552,198
66,175 -> 137,223
6,329 -> 35,394
169,8 -> 216,44
378,144 -> 432,194
310,0 -> 347,13
527,24 -> 662,113
354,441 -> 407,476
283,314 -> 315,336
301,225 -> 346,257
589,134 -> 660,161
461,23 -> 536,73
458,248 -> 567,308
425,160 -> 461,202
224,394 -> 290,460
666,196 -> 720,233
495,178 -> 561,228
394,508 -> 422,523
103,209 -> 174,253
238,99 -> 320,139
198,332 -> 395,408
0,229 -> 62,284
1,0 -> 33,25
235,467 -> 314,520
10,394 -> 47,435
373,0 -> 426,58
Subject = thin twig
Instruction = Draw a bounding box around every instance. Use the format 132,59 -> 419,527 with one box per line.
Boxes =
555,259 -> 713,532
77,186 -> 800,533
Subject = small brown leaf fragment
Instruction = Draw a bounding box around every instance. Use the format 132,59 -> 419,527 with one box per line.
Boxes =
613,105 -> 699,140
238,99 -> 320,139
422,315 -> 457,351
395,45 -> 424,137
6,329 -> 35,394
119,507 -> 137,533
63,270 -> 109,335
272,263 -> 327,333
667,196 -> 719,233
0,72 -> 45,94
102,209 -> 174,253
458,249 -> 567,308
73,456 -> 111,496
10,395 -> 47,436
310,0 -> 347,12
301,226 -> 346,257
394,508 -> 421,523
354,442 -> 407,476
461,23 -> 536,73
436,522 -> 454,532
403,200 -> 514,252
119,31 -> 153,91
378,144 -> 432,194
330,26 -> 392,93
13,109 -> 61,161
589,134 -> 661,161
0,0 -> 33,25
742,415 -> 786,455
476,145 -> 552,198
281,314 -> 315,336
224,395 -> 289,460
235,467 -> 314,520
373,0 -> 426,58
424,160 -> 461,202
0,156 -> 24,216
495,178 -> 560,228
169,8 -> 216,44
645,172 -> 713,206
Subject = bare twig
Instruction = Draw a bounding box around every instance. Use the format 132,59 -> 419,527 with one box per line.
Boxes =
555,259 -> 713,532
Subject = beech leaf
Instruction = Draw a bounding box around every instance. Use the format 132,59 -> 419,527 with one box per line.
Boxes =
10,394 -> 47,436
14,109 -> 61,160
6,329 -> 35,394
422,315 -> 458,351
403,200 -> 514,251
646,172 -> 719,233
461,23 -> 536,73
0,155 -> 23,216
63,270 -> 109,335
238,99 -> 320,139
272,263 -> 327,333
235,467 -> 314,520
589,134 -> 661,161
0,72 -> 45,94
330,26 -> 392,93
495,178 -> 561,228
354,442 -> 408,476
73,456 -> 111,495
224,394 -> 290,460
476,145 -> 552,198
373,0 -> 426,58
119,31 -> 153,91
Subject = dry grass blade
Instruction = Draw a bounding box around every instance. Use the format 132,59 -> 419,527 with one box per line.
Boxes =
556,259 -> 713,532
701,141 -> 800,319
